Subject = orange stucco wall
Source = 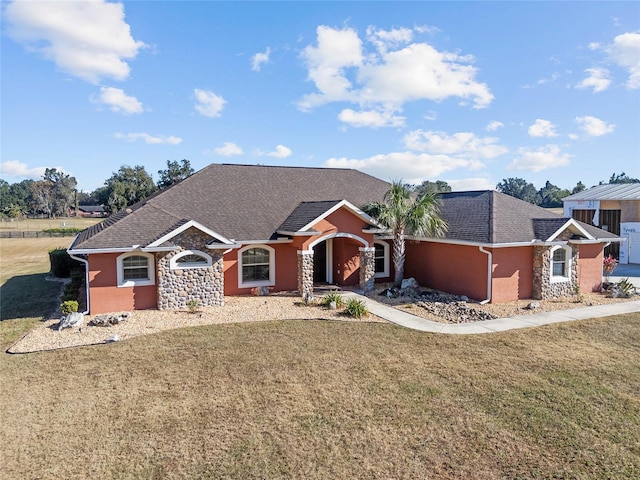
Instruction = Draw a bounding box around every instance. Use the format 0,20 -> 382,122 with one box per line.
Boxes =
578,244 -> 604,292
490,247 -> 534,303
300,208 -> 374,250
88,253 -> 157,314
404,242 -> 490,301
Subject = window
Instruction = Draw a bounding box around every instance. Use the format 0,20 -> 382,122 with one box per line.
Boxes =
169,250 -> 212,270
550,246 -> 570,282
238,245 -> 275,288
374,241 -> 390,278
117,252 -> 155,287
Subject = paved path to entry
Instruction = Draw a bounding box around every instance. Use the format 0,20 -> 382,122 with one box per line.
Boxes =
341,292 -> 640,335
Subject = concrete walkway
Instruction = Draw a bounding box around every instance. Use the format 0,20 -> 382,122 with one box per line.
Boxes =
341,291 -> 640,335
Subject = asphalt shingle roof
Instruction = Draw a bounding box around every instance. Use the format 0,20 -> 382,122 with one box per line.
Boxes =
70,168 -> 618,252
71,164 -> 391,250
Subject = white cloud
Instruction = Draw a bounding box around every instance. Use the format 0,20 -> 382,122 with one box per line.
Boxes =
298,25 -> 493,115
194,88 -> 226,117
338,108 -> 405,128
507,145 -> 571,172
114,132 -> 182,145
212,142 -> 243,156
0,160 -> 50,180
575,115 -> 616,136
326,152 -> 484,185
576,67 -> 611,93
606,32 -> 640,89
447,177 -> 496,191
4,0 -> 145,84
92,86 -> 143,114
486,121 -> 504,132
266,145 -> 292,159
403,130 -> 508,159
528,119 -> 558,138
251,47 -> 271,72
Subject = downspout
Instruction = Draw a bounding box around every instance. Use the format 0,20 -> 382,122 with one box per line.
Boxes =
68,252 -> 90,315
479,246 -> 492,304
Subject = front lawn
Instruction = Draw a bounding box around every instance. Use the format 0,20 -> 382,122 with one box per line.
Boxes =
1,314 -> 638,479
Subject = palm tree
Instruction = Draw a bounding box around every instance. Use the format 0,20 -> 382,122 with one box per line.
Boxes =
364,181 -> 447,288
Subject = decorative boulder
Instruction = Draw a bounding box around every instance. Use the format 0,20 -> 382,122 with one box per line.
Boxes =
254,286 -> 270,296
525,301 -> 540,310
58,312 -> 84,331
400,277 -> 421,297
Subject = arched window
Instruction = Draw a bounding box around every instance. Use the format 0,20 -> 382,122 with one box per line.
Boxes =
238,245 -> 275,288
550,246 -> 571,282
374,241 -> 390,278
117,252 -> 155,287
169,250 -> 212,270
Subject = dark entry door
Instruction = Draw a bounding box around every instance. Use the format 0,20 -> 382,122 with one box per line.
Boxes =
313,241 -> 327,283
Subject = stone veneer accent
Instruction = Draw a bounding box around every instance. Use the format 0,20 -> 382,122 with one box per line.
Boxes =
532,239 -> 579,300
297,250 -> 314,301
157,227 -> 225,310
359,247 -> 376,293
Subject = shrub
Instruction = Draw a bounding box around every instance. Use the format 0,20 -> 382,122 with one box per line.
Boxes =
49,248 -> 79,278
60,300 -> 79,315
187,299 -> 199,313
321,292 -> 344,309
345,298 -> 368,318
42,227 -> 83,235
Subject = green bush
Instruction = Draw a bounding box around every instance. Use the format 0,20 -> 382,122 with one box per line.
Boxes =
321,292 -> 345,308
49,248 -> 79,278
187,299 -> 199,312
345,298 -> 368,318
60,300 -> 79,315
42,227 -> 83,235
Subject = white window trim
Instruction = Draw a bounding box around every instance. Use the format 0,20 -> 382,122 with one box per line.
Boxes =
117,251 -> 155,287
169,250 -> 212,270
550,245 -> 571,283
238,244 -> 275,289
374,240 -> 390,278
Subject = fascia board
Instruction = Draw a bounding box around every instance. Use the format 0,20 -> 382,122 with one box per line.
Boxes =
147,219 -> 234,247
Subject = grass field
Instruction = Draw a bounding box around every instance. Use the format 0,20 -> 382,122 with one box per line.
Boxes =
0,217 -> 101,232
1,237 -> 639,479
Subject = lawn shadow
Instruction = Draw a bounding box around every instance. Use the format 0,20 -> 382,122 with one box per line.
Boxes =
0,273 -> 63,321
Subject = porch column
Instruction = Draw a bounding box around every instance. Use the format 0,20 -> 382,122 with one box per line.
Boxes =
297,250 -> 314,302
359,247 -> 376,293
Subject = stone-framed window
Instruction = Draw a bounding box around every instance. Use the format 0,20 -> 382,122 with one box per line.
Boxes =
117,252 -> 155,287
374,241 -> 390,278
238,245 -> 275,288
169,250 -> 212,270
550,245 -> 571,283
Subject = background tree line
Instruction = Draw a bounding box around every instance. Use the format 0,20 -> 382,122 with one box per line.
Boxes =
1,164 -> 637,219
0,160 -> 193,218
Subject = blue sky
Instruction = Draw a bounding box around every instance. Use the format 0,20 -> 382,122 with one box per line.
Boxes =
1,1 -> 639,194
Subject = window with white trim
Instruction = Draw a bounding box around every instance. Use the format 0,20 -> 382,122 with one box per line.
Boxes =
374,241 -> 390,278
170,250 -> 212,270
550,246 -> 571,282
238,245 -> 275,288
117,252 -> 155,287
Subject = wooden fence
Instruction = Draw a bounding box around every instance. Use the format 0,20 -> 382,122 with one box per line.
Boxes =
0,231 -> 78,239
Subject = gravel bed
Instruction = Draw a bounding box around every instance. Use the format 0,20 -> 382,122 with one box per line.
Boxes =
8,293 -> 387,354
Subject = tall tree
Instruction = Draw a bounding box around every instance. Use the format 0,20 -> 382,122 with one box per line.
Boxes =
157,159 -> 194,189
104,165 -> 156,214
602,172 -> 640,184
537,181 -> 570,208
496,177 -> 539,204
571,181 -> 586,195
416,180 -> 452,195
364,181 -> 447,288
28,168 -> 77,218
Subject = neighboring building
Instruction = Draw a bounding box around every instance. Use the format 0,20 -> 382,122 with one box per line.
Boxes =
72,205 -> 107,218
68,164 -> 619,314
563,184 -> 640,264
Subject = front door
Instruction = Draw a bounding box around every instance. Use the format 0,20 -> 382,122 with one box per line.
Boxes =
313,240 -> 327,283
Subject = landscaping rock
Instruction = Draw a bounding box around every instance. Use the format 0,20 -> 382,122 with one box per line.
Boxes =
526,301 -> 541,310
57,312 -> 84,330
89,312 -> 130,327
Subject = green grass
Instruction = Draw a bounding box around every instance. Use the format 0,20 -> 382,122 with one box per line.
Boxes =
0,217 -> 101,232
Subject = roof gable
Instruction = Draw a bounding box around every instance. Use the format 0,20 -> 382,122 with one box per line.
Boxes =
277,199 -> 380,234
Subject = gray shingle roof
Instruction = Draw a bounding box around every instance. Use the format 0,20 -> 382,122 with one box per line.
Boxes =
563,183 -> 640,201
71,164 -> 391,250
277,200 -> 343,232
438,190 -> 617,244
